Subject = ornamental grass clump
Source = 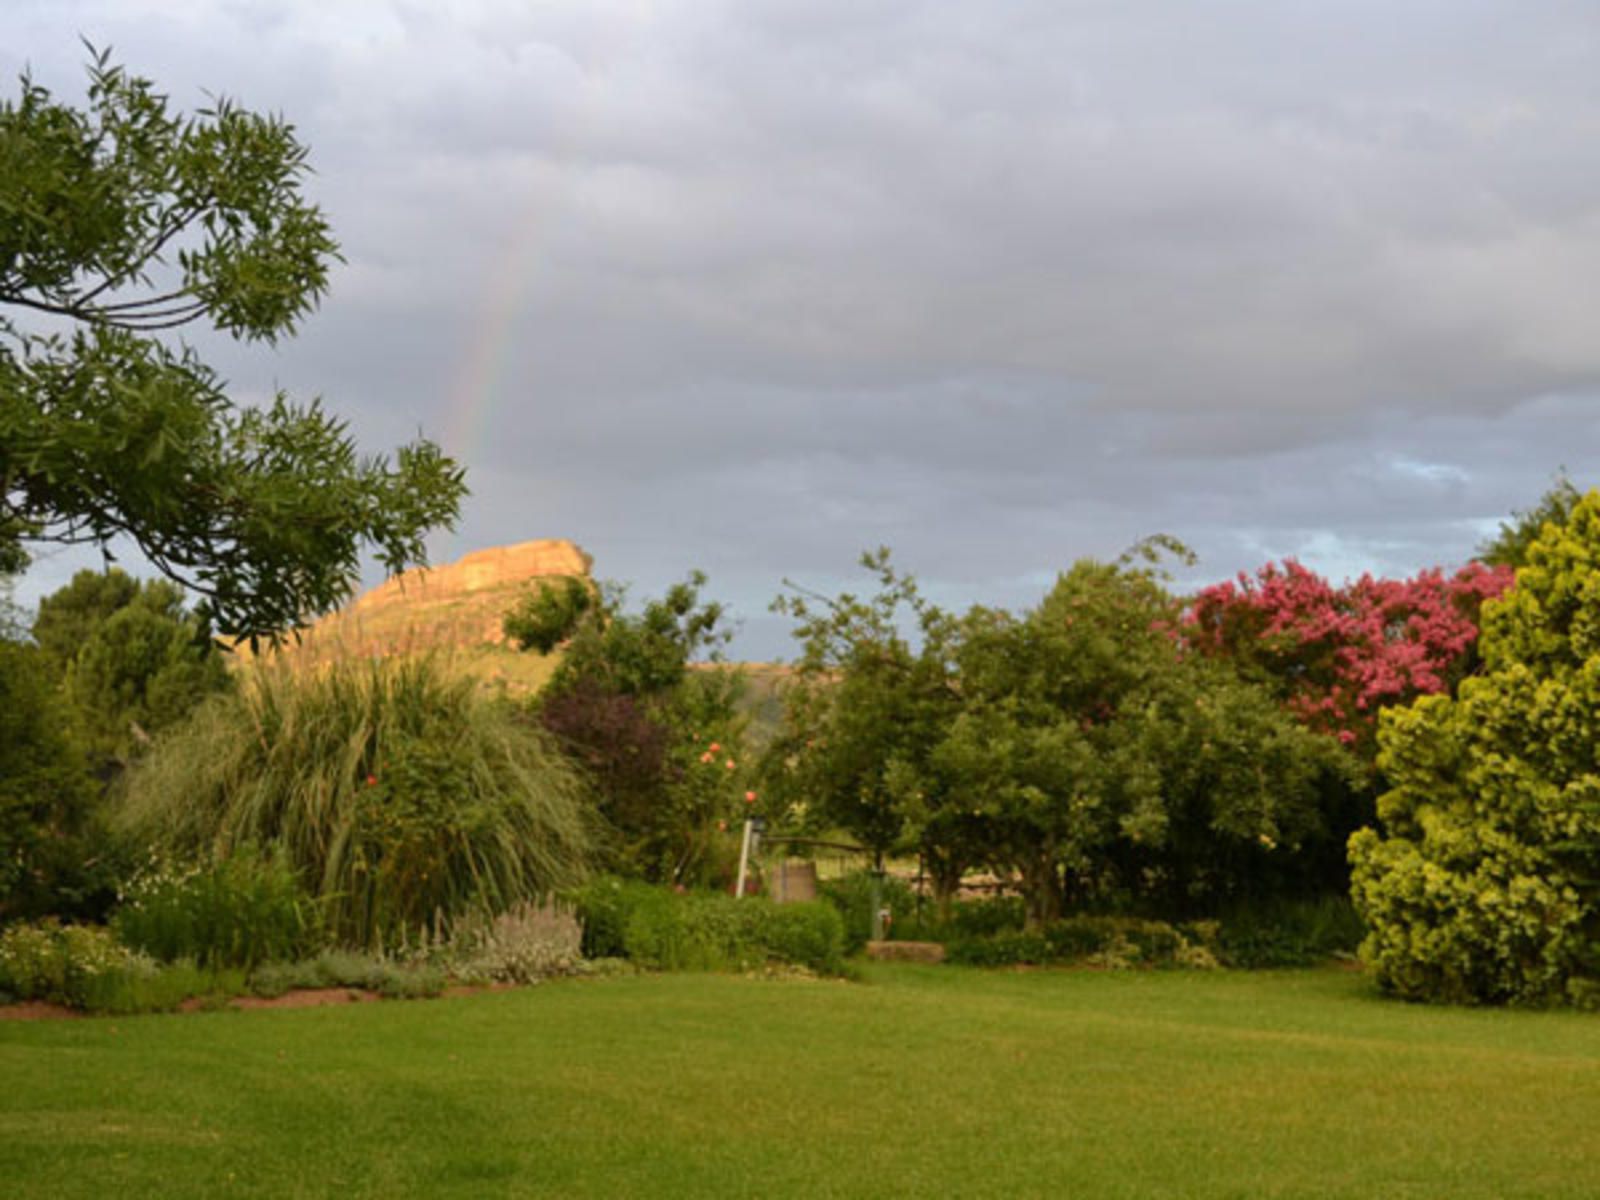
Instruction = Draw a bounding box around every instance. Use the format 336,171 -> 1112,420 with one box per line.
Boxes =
117,656 -> 595,950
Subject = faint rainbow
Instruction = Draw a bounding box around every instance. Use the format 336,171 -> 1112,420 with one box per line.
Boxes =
442,211 -> 550,470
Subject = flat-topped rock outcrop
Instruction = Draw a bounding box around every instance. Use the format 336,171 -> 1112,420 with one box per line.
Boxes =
243,539 -> 590,668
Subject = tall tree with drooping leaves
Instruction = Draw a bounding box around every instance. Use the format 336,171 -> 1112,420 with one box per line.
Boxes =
1349,490 -> 1600,1007
0,50 -> 464,644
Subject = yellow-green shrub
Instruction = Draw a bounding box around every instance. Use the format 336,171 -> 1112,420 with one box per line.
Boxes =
1350,491 -> 1600,1005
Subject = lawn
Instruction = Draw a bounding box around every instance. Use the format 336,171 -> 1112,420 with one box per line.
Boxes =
3,964 -> 1597,1198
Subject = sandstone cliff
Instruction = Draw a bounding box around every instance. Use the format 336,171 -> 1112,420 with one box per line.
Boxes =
243,539 -> 590,673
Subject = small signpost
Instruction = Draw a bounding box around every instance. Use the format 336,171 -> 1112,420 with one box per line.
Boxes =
733,816 -> 766,899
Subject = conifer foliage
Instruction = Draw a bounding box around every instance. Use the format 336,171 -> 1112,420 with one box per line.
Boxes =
1349,492 -> 1600,1005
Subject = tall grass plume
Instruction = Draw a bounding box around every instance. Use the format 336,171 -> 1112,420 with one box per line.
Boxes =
117,656 -> 593,949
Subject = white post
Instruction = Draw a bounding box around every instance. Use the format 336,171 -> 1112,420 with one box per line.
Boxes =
734,819 -> 754,900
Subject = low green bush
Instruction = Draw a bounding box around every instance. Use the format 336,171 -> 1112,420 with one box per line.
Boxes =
946,929 -> 1052,967
946,916 -> 1218,970
1215,896 -> 1365,968
571,877 -> 663,958
944,896 -> 1028,940
577,880 -> 845,974
77,961 -> 246,1016
113,850 -> 321,970
246,949 -> 445,999
753,902 -> 846,975
0,919 -> 244,1012
0,921 -> 139,1005
817,872 -> 919,954
624,890 -> 756,971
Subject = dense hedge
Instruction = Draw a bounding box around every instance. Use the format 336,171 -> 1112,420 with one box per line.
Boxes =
944,916 -> 1219,969
574,878 -> 845,974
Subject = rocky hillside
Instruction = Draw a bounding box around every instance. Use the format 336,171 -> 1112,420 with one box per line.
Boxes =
239,539 -> 590,690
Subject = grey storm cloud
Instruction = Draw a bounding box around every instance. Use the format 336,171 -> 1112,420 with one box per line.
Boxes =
6,1 -> 1600,655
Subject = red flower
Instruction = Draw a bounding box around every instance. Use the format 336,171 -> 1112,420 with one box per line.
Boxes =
365,774 -> 378,787
744,791 -> 757,804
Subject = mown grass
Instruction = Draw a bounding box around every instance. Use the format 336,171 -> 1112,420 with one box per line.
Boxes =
4,965 -> 1599,1198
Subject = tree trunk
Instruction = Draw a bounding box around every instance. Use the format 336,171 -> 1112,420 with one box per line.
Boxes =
923,842 -> 965,923
1018,846 -> 1062,929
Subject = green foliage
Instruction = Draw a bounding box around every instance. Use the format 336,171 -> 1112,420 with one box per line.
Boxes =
757,904 -> 847,975
1214,896 -> 1365,968
112,850 -> 320,969
502,576 -> 594,655
945,916 -> 1218,970
77,959 -> 246,1016
774,547 -> 1356,928
945,928 -> 1051,967
934,895 -> 1028,941
768,549 -> 964,875
1479,470 -> 1583,569
816,871 -> 921,954
571,877 -> 658,959
35,568 -> 231,763
245,951 -> 444,1000
0,639 -> 105,924
0,50 -> 464,643
116,657 -> 594,949
521,574 -> 750,884
0,920 -> 138,1005
30,567 -> 140,672
942,553 -> 1355,924
1350,490 -> 1600,1005
514,572 -> 731,699
574,879 -> 845,973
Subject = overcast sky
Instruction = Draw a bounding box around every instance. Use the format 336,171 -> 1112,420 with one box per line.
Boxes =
7,1 -> 1599,657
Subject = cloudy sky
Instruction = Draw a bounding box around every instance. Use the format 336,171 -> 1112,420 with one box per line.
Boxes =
8,1 -> 1599,657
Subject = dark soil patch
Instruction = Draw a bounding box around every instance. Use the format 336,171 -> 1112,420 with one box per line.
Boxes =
0,1001 -> 82,1021
219,988 -> 383,1012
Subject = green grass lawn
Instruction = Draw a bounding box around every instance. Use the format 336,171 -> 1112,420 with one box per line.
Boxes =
4,964 -> 1598,1198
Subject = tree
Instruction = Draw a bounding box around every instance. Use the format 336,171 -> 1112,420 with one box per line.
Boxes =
507,572 -> 748,883
31,568 -> 230,766
1350,490 -> 1600,1006
769,544 -> 1352,924
0,50 -> 464,643
942,552 -> 1352,925
766,550 -> 963,880
31,566 -> 141,674
1479,471 -> 1583,570
0,637 -> 102,924
1187,559 -> 1512,759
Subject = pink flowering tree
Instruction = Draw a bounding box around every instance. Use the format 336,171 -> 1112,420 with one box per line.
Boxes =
1186,559 -> 1513,759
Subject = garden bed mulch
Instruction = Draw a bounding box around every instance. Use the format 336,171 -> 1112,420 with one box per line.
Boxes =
0,1001 -> 83,1021
1,981 -> 522,1021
